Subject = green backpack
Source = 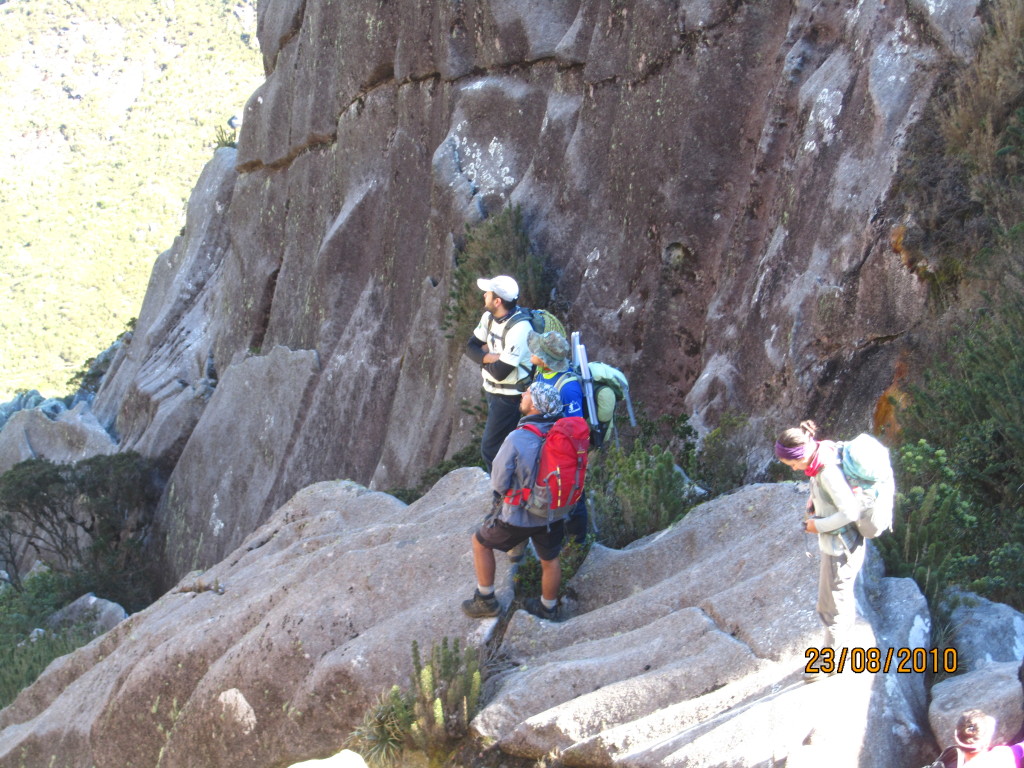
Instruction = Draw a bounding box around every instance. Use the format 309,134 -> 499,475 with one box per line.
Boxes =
838,433 -> 895,538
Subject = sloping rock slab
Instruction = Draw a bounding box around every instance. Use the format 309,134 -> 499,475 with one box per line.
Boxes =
0,469 -> 501,768
475,483 -> 931,768
0,479 -> 930,768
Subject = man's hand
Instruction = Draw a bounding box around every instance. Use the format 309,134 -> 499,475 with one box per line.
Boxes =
482,352 -> 500,364
804,518 -> 819,534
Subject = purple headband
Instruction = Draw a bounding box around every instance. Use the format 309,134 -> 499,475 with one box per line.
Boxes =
774,441 -> 807,461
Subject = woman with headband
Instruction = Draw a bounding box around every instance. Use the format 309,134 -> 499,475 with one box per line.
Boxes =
775,420 -> 864,676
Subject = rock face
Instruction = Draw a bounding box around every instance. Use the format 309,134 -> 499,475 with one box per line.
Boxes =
0,477 -> 932,768
49,0 -> 984,580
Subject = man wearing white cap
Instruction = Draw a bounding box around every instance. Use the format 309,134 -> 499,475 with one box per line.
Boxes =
465,275 -> 534,472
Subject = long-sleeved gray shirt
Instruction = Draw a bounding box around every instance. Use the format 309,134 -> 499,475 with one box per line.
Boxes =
490,414 -> 558,527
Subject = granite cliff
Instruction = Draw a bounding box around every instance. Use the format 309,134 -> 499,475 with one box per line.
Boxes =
29,0 -> 975,584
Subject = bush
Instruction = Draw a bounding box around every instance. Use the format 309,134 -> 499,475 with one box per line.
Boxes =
443,205 -> 558,346
876,440 -> 979,602
888,280 -> 1024,608
587,438 -> 698,549
684,411 -> 749,497
0,569 -> 95,709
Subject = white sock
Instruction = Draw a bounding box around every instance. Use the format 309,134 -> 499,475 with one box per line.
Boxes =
477,585 -> 494,597
541,597 -> 557,610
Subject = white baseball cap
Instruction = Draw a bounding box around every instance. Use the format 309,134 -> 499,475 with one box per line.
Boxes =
476,275 -> 519,302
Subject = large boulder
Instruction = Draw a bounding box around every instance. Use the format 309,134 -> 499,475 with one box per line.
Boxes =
44,594 -> 128,637
941,589 -> 1024,672
929,662 -> 1024,750
0,404 -> 117,474
0,478 -> 932,768
76,0 -> 987,578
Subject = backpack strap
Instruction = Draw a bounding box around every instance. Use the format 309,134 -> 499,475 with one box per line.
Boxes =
550,370 -> 581,391
499,308 -> 531,344
503,423 -> 547,507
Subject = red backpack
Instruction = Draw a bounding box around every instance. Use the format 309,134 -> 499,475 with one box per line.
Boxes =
507,416 -> 590,524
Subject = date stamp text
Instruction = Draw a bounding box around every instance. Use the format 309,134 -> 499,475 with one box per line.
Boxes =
804,647 -> 958,675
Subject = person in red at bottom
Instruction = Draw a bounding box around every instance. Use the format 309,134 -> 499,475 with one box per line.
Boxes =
775,420 -> 864,679
462,381 -> 566,622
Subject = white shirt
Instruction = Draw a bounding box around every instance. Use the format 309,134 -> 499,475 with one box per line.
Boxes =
472,310 -> 533,394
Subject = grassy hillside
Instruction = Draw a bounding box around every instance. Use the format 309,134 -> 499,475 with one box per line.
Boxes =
0,0 -> 263,400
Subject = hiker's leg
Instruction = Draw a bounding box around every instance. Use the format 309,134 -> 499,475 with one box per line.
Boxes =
817,543 -> 866,648
481,393 -> 522,472
472,533 -> 497,590
531,520 -> 565,603
539,557 -> 561,603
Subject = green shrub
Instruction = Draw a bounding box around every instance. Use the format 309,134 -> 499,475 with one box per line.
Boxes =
0,569 -> 97,710
684,411 -> 749,497
443,205 -> 558,346
0,625 -> 94,710
887,291 -> 1024,608
876,440 -> 978,602
587,440 -> 697,549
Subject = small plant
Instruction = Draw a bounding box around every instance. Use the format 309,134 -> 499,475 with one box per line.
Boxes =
408,637 -> 481,766
213,124 -> 237,149
348,638 -> 483,768
345,686 -> 413,768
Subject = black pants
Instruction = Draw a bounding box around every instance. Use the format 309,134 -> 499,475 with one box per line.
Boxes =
481,392 -> 522,473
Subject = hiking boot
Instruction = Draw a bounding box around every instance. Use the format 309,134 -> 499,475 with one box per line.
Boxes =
523,597 -> 561,622
461,590 -> 500,619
